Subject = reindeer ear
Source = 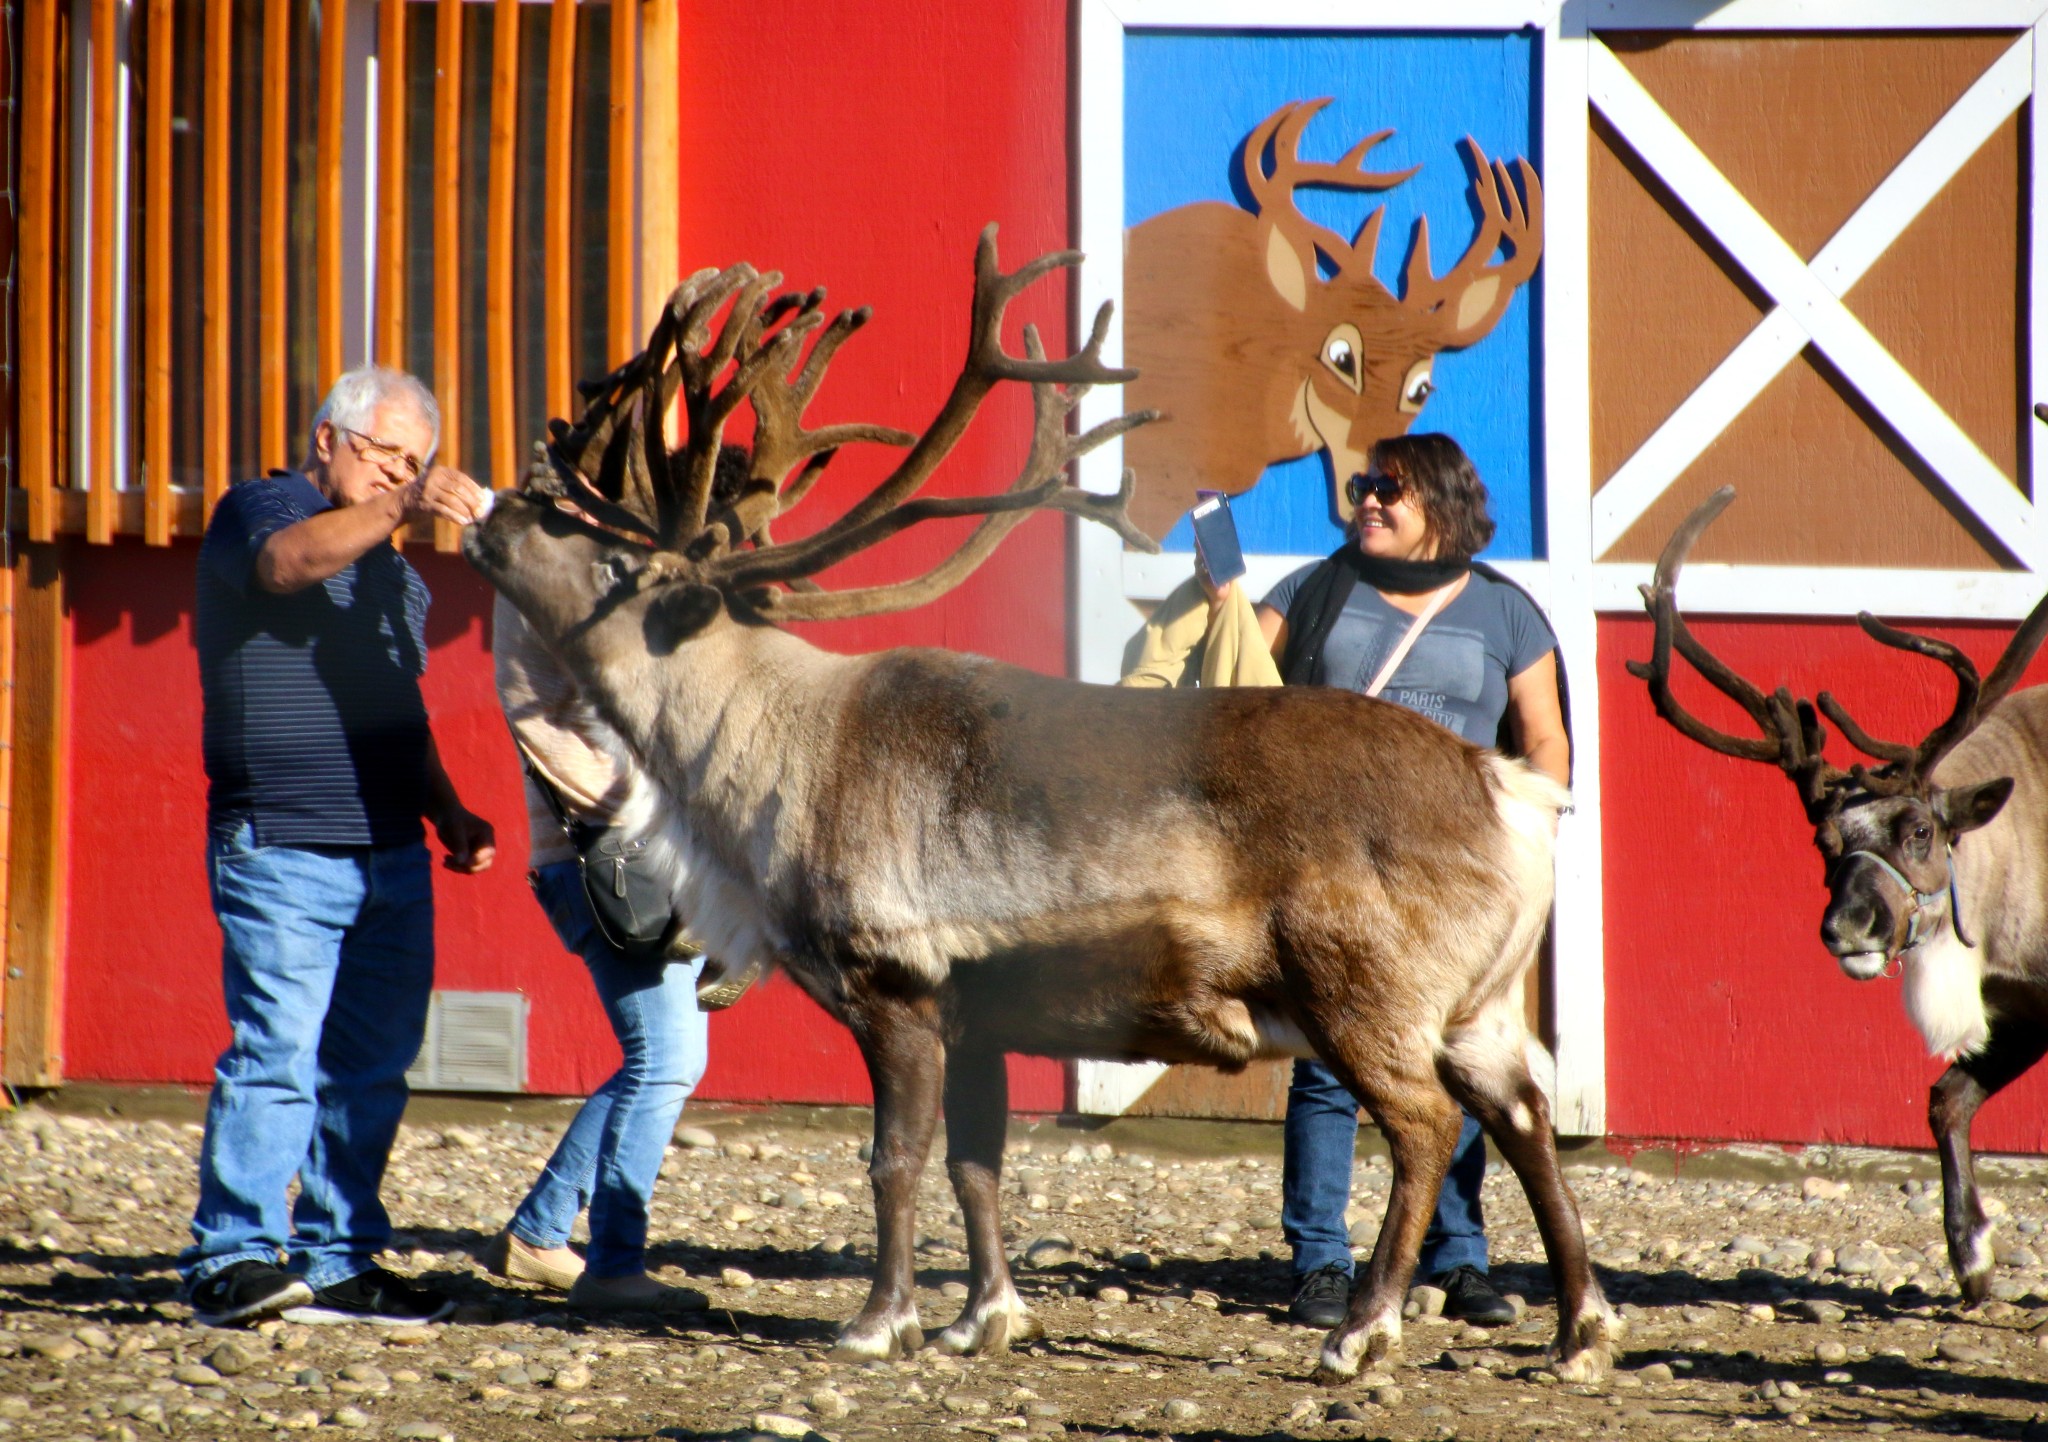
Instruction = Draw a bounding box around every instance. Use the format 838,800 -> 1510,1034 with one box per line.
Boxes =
1262,222 -> 1313,312
643,581 -> 724,656
1935,777 -> 2015,836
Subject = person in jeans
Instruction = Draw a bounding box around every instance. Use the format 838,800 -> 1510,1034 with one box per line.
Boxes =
1255,433 -> 1568,1330
480,585 -> 715,1311
183,366 -> 496,1328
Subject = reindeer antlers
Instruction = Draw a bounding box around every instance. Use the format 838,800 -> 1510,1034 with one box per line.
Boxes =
1629,487 -> 2048,809
529,226 -> 1159,623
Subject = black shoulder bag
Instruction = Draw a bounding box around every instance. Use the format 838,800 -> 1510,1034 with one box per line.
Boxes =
525,760 -> 677,961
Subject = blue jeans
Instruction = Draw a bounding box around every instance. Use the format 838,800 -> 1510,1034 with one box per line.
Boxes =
509,862 -> 707,1278
1282,1058 -> 1488,1280
182,823 -> 434,1292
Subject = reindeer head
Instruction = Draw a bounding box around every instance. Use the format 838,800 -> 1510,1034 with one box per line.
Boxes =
467,227 -> 1161,657
1628,488 -> 2042,979
1241,100 -> 1542,522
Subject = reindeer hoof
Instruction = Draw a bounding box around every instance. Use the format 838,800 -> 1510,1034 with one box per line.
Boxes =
1550,1303 -> 1621,1384
829,1311 -> 924,1362
1316,1311 -> 1400,1384
934,1298 -> 1044,1357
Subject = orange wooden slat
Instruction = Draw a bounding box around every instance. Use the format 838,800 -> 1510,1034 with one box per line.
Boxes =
487,0 -> 521,490
607,0 -> 635,365
18,0 -> 58,542
5,546 -> 68,1087
639,0 -> 679,335
433,0 -> 464,551
259,0 -> 288,471
86,0 -> 116,545
202,0 -> 231,517
545,0 -> 576,418
376,0 -> 408,369
143,0 -> 175,546
317,0 -> 348,391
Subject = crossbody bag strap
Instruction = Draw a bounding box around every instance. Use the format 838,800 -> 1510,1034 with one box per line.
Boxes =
1363,582 -> 1456,699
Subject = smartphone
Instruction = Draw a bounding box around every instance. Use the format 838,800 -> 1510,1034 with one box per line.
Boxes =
1190,489 -> 1246,587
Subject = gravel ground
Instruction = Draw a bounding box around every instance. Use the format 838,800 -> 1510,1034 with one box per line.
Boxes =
6,1101 -> 2048,1441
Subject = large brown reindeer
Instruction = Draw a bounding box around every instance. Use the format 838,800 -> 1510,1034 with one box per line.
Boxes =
1123,98 -> 1542,540
466,230 -> 1615,1381
1633,487 -> 2048,1306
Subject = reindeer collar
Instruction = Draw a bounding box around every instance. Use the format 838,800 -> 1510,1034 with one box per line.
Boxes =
1845,844 -> 1970,964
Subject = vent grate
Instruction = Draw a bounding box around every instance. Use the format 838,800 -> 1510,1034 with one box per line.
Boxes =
407,991 -> 527,1093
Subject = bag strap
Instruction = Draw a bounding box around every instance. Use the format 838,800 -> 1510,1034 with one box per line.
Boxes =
520,752 -> 579,842
1362,581 -> 1456,698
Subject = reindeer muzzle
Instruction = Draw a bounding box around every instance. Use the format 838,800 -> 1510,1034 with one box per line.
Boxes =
1837,951 -> 1890,982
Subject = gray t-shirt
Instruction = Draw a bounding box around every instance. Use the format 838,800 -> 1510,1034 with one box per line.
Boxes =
1262,564 -> 1556,746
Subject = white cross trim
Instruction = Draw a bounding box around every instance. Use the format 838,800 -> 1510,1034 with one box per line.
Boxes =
1587,33 -> 2037,565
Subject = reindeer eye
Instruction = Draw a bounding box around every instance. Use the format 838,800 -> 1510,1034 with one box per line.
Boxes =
1319,324 -> 1366,394
1325,338 -> 1357,379
1406,373 -> 1434,405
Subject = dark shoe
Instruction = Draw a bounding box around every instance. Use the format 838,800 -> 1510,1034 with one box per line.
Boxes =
1435,1264 -> 1517,1326
188,1260 -> 314,1327
1288,1262 -> 1352,1328
282,1267 -> 455,1325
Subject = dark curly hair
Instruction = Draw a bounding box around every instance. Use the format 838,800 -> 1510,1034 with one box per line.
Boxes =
1367,432 -> 1495,561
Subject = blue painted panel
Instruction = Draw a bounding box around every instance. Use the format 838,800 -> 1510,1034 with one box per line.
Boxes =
1125,31 -> 1544,561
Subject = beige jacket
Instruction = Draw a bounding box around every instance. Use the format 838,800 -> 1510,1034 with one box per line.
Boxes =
1119,576 -> 1282,690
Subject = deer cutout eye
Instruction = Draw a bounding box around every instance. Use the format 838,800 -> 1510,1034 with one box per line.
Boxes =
1400,360 -> 1435,414
1319,324 -> 1365,394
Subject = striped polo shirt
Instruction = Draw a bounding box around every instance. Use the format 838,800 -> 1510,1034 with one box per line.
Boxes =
197,470 -> 433,847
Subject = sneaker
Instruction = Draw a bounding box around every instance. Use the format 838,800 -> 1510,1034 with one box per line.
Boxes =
1434,1264 -> 1517,1326
188,1260 -> 314,1327
1287,1262 -> 1352,1328
282,1267 -> 455,1325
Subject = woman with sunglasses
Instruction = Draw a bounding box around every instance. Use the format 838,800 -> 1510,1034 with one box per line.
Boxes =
1252,432 -> 1568,1332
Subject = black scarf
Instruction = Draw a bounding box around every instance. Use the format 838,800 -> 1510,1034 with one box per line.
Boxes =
1277,542 -> 1572,775
1281,545 -> 1468,685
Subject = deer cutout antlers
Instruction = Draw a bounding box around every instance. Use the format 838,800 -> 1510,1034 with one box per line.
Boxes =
1243,99 -> 1542,345
530,226 -> 1161,623
1628,487 -> 2048,815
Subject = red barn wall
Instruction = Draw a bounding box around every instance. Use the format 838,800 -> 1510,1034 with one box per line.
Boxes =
57,0 -> 1070,1114
1599,614 -> 2048,1155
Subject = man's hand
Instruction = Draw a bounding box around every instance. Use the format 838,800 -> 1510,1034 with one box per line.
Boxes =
433,804 -> 497,874
404,465 -> 492,528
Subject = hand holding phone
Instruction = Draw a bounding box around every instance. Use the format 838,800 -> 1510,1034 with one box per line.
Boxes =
1190,490 -> 1246,588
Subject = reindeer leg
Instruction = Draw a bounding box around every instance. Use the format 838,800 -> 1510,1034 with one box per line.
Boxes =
1931,1016 -> 2048,1308
1439,999 -> 1617,1383
933,1039 -> 1042,1356
832,994 -> 946,1361
1306,1044 -> 1463,1385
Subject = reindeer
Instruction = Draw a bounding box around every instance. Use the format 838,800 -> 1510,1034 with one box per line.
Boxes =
1632,487 -> 2048,1306
1122,97 -> 1542,541
464,229 -> 1617,1382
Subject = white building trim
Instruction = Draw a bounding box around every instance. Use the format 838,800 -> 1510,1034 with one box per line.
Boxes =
1588,36 -> 2037,565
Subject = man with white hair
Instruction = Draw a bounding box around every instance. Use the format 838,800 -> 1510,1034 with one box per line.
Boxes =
182,366 -> 496,1327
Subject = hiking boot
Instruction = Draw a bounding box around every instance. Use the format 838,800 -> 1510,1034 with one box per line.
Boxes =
1287,1262 -> 1352,1328
478,1229 -> 585,1291
282,1267 -> 455,1325
188,1260 -> 314,1328
1434,1264 -> 1517,1326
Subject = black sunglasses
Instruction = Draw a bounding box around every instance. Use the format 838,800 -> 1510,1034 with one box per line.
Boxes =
1345,470 -> 1404,507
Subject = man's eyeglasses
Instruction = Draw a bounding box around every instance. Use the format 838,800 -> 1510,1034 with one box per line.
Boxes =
336,426 -> 426,481
1345,470 -> 1404,507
